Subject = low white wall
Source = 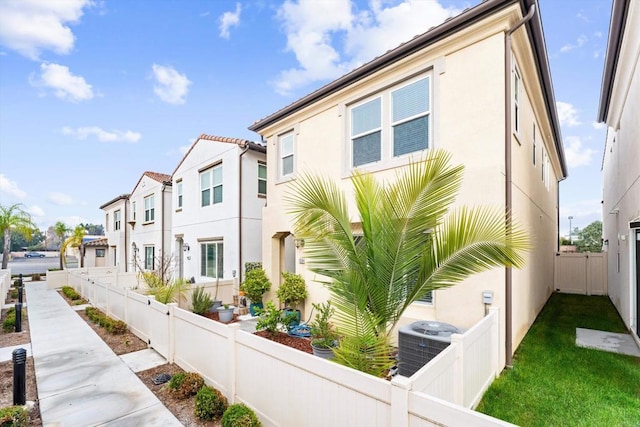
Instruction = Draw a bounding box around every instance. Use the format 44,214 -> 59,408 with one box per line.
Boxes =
0,269 -> 11,300
46,270 -> 68,290
67,271 -> 508,427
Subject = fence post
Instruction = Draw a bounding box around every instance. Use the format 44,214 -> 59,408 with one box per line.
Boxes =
105,280 -> 111,316
124,288 -> 130,326
167,303 -> 178,364
489,307 -> 500,379
228,323 -> 242,404
451,333 -> 464,406
390,375 -> 411,427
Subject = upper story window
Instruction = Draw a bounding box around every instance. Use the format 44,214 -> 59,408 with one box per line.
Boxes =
532,124 -> 537,166
258,162 -> 267,196
200,164 -> 223,206
541,147 -> 550,190
513,65 -> 521,135
131,201 -> 136,221
349,75 -> 431,168
279,132 -> 294,177
114,210 -> 121,231
144,195 -> 155,222
105,213 -> 109,232
176,180 -> 183,209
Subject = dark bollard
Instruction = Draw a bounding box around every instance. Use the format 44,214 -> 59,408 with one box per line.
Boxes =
13,348 -> 27,405
14,303 -> 22,333
18,285 -> 23,304
18,273 -> 23,287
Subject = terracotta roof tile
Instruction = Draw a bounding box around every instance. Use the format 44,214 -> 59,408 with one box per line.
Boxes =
143,171 -> 172,183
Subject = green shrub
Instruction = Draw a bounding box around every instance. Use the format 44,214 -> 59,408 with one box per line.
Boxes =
13,279 -> 20,287
244,262 -> 262,275
191,286 -> 213,315
31,274 -> 41,281
10,288 -> 18,299
2,312 -> 16,332
0,405 -> 29,426
84,307 -> 127,335
62,286 -> 81,300
168,372 -> 204,399
221,404 -> 261,427
255,301 -> 282,335
240,268 -> 271,303
276,271 -> 307,309
195,386 -> 228,420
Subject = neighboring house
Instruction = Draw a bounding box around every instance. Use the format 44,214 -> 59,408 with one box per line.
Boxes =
128,171 -> 173,272
171,134 -> 267,283
249,0 -> 566,369
82,237 -> 109,268
100,194 -> 129,271
598,0 -> 640,343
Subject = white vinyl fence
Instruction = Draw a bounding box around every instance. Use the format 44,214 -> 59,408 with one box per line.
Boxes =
554,252 -> 607,295
63,269 -> 512,427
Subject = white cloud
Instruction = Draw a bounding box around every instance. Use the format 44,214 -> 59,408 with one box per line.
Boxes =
576,11 -> 591,23
219,3 -> 242,39
151,64 -> 191,104
62,126 -> 142,143
560,35 -> 588,53
48,192 -> 75,206
564,136 -> 596,168
0,0 -> 91,60
31,63 -> 94,102
0,174 -> 27,199
273,0 -> 460,95
556,101 -> 581,127
594,31 -> 603,38
26,205 -> 45,217
592,121 -> 606,130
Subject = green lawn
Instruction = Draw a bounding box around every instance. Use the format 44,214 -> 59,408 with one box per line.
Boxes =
476,293 -> 640,426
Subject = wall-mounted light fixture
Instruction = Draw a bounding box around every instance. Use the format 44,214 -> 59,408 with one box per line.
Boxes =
294,238 -> 305,249
132,243 -> 138,254
183,243 -> 190,252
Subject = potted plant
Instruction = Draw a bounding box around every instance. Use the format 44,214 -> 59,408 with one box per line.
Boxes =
208,276 -> 223,312
276,271 -> 307,325
240,268 -> 271,316
217,304 -> 235,323
309,301 -> 338,359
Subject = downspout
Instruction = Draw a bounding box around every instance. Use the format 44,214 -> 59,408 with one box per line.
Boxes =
124,199 -> 128,272
238,144 -> 251,284
161,182 -> 166,282
504,3 -> 535,368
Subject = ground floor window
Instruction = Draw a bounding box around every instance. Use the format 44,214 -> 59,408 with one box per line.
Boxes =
145,246 -> 155,270
96,248 -> 105,257
200,241 -> 223,278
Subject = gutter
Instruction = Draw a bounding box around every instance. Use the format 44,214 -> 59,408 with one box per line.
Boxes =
238,144 -> 251,283
504,3 -> 536,368
124,199 -> 128,272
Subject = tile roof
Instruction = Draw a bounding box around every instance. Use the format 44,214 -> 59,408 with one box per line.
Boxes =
130,170 -> 172,196
172,133 -> 266,177
99,194 -> 130,210
83,237 -> 108,247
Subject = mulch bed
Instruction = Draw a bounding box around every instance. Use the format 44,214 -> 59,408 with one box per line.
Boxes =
254,330 -> 313,354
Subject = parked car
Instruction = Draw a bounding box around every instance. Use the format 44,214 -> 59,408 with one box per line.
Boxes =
24,252 -> 45,258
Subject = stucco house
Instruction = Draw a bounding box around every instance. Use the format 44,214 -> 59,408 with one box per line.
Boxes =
100,193 -> 129,271
128,171 -> 173,272
171,134 -> 267,284
249,0 -> 566,369
598,0 -> 640,344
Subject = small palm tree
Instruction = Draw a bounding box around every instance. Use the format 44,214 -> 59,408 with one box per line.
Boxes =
60,225 -> 87,269
287,149 -> 529,376
0,204 -> 36,269
53,221 -> 70,269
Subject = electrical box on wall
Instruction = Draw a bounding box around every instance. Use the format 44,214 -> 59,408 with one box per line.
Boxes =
482,290 -> 493,304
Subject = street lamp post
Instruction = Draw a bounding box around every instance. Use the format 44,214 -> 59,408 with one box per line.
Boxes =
568,216 -> 574,244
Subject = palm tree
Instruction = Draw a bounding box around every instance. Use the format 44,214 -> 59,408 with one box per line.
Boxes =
286,150 -> 529,376
0,204 -> 36,269
60,225 -> 86,269
53,221 -> 70,269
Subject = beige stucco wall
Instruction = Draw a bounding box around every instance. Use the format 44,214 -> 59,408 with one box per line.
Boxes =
258,3 -> 560,365
602,0 -> 640,337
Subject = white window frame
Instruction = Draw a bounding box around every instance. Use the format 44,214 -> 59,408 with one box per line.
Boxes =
348,74 -> 431,170
114,210 -> 121,231
200,240 -> 223,279
176,180 -> 183,209
131,201 -> 136,221
144,246 -> 155,270
279,131 -> 295,178
200,163 -> 223,207
105,213 -> 109,232
144,195 -> 155,222
258,162 -> 267,196
513,64 -> 521,135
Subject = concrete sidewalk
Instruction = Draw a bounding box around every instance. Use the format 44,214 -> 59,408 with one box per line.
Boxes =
25,282 -> 182,426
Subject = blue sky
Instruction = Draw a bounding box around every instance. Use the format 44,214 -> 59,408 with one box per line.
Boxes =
0,0 -> 610,238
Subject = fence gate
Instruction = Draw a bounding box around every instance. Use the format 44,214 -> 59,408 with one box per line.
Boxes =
554,253 -> 607,295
